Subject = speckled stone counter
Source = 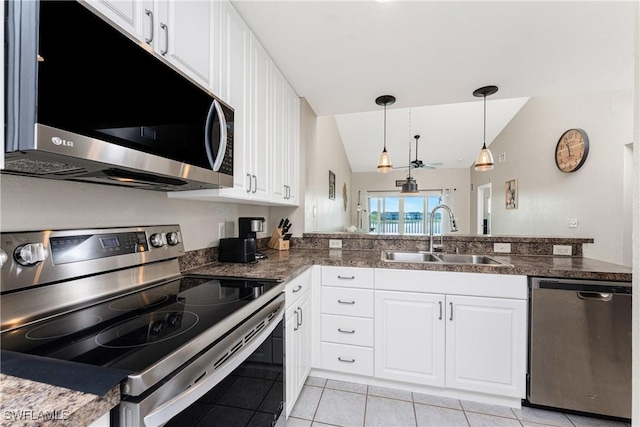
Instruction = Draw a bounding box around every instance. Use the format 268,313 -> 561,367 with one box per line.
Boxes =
0,374 -> 118,426
296,232 -> 594,257
184,248 -> 632,282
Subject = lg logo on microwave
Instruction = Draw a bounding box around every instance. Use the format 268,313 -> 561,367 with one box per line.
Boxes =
51,137 -> 74,147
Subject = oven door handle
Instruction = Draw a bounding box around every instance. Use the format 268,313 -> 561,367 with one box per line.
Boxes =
143,298 -> 283,427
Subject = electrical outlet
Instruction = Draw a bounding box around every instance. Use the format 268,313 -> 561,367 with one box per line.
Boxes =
568,218 -> 578,228
553,245 -> 572,256
494,243 -> 511,253
218,222 -> 226,239
329,239 -> 342,249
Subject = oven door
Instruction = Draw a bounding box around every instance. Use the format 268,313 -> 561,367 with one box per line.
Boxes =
119,294 -> 284,427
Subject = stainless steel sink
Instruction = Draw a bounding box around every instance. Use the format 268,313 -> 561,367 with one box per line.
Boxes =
381,251 -> 441,263
381,250 -> 512,266
434,253 -> 510,266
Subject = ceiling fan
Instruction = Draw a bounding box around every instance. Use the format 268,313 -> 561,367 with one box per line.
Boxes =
394,135 -> 443,170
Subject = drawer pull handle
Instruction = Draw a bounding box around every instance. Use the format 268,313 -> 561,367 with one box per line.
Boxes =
449,302 -> 453,321
338,328 -> 355,334
292,285 -> 303,293
337,275 -> 355,280
439,301 -> 443,320
337,300 -> 356,305
338,357 -> 356,363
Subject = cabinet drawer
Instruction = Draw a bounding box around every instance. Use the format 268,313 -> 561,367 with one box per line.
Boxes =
285,268 -> 311,308
321,314 -> 373,347
321,342 -> 373,376
322,287 -> 373,318
321,266 -> 373,289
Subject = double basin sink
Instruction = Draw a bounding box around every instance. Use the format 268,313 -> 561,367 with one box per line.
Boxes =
381,250 -> 512,267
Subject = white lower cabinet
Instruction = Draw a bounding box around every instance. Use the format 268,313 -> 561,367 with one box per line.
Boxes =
374,291 -> 445,387
373,270 -> 527,399
445,294 -> 526,397
285,270 -> 311,417
318,266 -> 375,377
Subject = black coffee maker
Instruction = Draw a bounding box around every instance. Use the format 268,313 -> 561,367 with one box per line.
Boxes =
238,217 -> 267,259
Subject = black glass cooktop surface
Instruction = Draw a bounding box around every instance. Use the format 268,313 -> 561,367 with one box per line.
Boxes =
0,276 -> 280,373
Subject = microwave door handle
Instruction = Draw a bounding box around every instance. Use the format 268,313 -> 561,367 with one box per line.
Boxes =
204,99 -> 228,172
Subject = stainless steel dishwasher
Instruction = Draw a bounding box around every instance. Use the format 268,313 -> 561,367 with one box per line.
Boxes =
528,277 -> 632,419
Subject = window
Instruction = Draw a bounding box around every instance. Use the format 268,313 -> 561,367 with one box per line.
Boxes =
368,191 -> 443,235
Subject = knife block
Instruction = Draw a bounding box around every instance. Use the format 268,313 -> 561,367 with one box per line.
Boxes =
268,228 -> 290,251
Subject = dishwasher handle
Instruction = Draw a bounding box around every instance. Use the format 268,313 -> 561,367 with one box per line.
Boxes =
577,292 -> 613,302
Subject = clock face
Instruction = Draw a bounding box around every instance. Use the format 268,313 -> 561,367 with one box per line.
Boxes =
555,129 -> 589,173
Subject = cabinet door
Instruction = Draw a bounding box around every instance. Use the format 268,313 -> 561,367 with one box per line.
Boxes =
285,291 -> 311,417
445,295 -> 526,397
83,0 -> 143,40
285,85 -> 300,204
156,0 -> 214,89
296,291 -> 311,393
270,66 -> 287,201
219,1 -> 251,192
285,303 -> 300,417
249,34 -> 271,198
375,291 -> 445,387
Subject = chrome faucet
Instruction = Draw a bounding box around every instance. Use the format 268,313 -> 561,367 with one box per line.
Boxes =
429,204 -> 458,252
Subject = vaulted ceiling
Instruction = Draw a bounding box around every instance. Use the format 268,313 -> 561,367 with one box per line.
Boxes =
232,1 -> 635,172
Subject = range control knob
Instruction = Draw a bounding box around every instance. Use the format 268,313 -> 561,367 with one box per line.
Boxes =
149,233 -> 165,248
0,249 -> 8,269
166,232 -> 180,246
15,243 -> 49,266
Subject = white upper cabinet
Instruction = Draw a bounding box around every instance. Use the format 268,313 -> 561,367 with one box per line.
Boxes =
141,0 -> 215,90
85,0 -> 215,90
271,68 -> 300,205
160,1 -> 215,88
249,34 -> 272,199
82,0 -> 143,40
86,0 -> 300,206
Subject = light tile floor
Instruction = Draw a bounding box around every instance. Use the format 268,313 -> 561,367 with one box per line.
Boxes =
287,377 -> 631,427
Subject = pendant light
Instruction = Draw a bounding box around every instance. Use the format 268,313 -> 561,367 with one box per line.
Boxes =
400,135 -> 420,194
473,85 -> 498,172
375,95 -> 395,172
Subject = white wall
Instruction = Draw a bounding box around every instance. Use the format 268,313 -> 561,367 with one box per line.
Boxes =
470,90 -> 633,265
351,168 -> 471,234
0,174 -> 271,252
303,103 -> 353,232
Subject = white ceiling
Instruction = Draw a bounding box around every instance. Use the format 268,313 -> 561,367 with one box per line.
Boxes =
231,0 -> 636,172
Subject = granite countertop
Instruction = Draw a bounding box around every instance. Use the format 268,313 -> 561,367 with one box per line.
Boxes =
0,374 -> 119,426
185,248 -> 632,282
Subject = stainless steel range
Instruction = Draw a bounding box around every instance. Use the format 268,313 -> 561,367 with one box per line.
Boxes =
0,226 -> 285,426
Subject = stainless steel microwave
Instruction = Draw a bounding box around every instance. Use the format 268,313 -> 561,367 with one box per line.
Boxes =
3,0 -> 234,191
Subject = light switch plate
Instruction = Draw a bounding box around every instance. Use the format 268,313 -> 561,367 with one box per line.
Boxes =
553,245 -> 572,256
218,222 -> 225,239
494,243 -> 511,253
329,239 -> 342,249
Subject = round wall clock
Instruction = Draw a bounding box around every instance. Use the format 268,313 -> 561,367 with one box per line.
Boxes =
555,128 -> 589,173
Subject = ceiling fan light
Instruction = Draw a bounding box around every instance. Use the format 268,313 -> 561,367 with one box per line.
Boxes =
474,143 -> 494,171
377,148 -> 393,173
400,177 -> 419,194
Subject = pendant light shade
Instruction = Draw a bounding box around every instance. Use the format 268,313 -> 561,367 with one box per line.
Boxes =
400,177 -> 419,194
376,95 -> 396,173
473,86 -> 498,172
400,134 -> 420,194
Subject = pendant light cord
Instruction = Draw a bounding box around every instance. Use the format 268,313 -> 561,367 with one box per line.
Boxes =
483,94 -> 487,148
383,103 -> 387,150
